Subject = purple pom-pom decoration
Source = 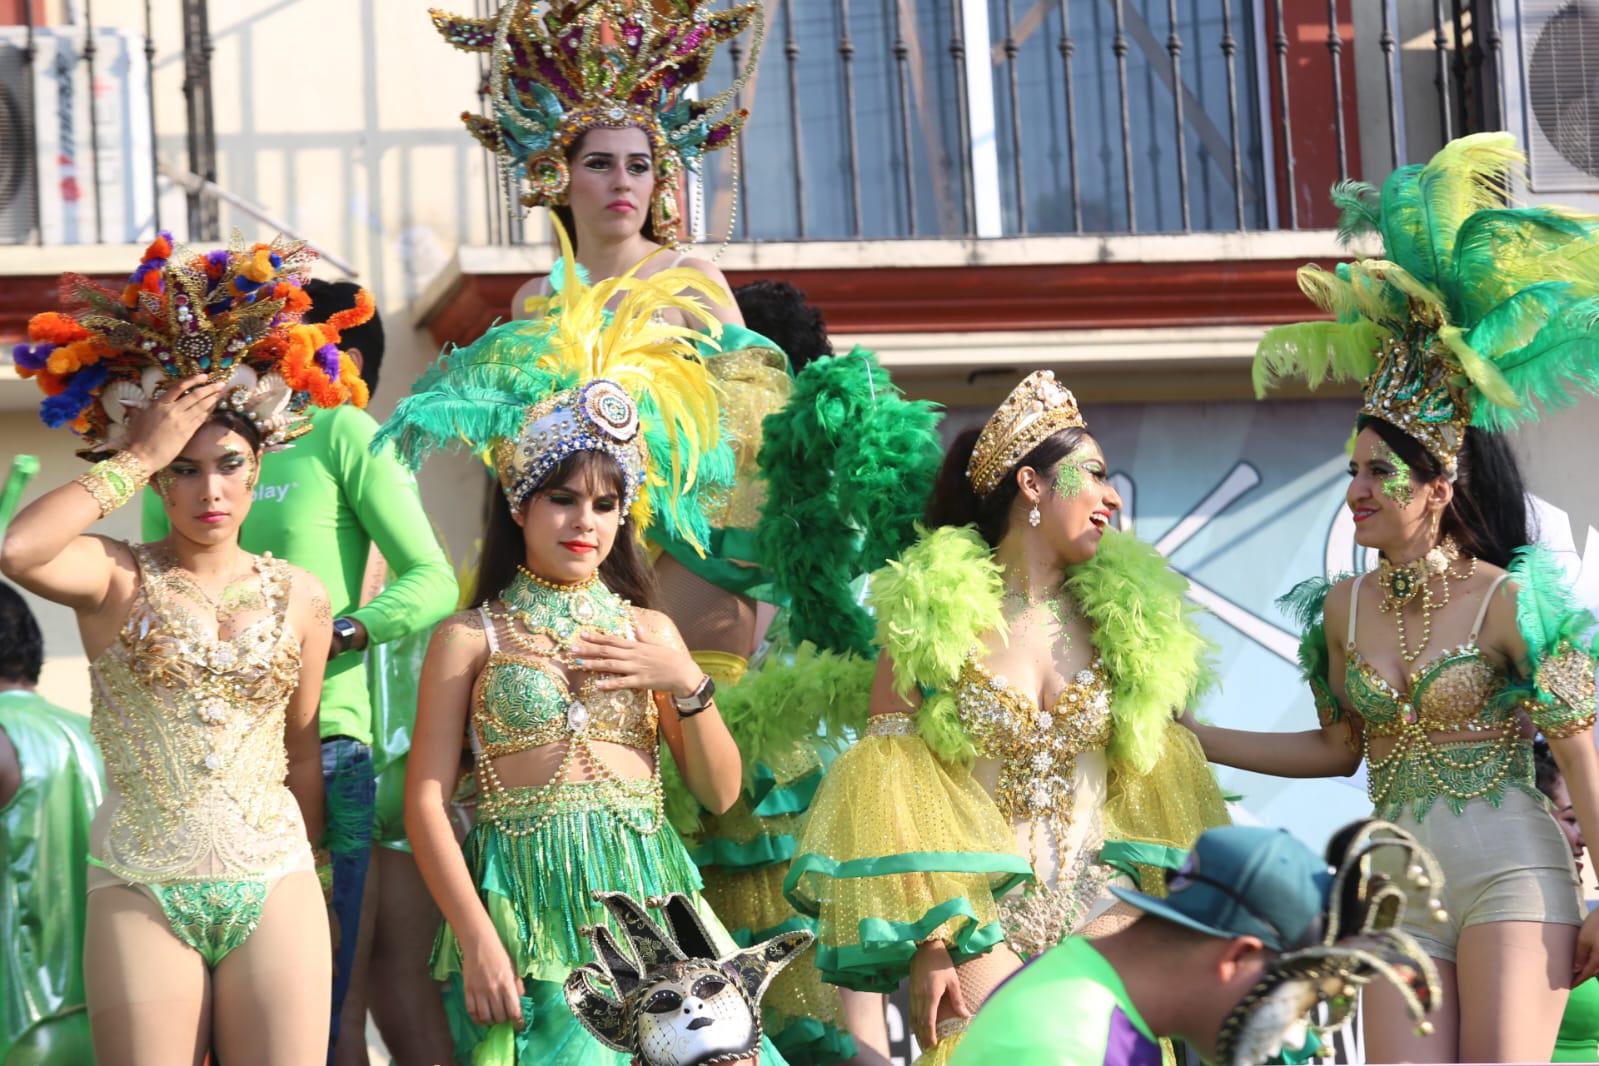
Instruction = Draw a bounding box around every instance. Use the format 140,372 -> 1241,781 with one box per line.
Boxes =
12,342 -> 54,371
314,343 -> 341,381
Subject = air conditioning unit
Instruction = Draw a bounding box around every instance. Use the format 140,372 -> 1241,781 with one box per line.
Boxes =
0,26 -> 155,245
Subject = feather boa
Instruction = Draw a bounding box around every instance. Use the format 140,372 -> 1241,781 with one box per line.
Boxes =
1509,544 -> 1599,663
871,525 -> 1214,773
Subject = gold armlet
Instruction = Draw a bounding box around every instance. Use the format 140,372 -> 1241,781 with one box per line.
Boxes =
1533,641 -> 1598,740
74,451 -> 152,518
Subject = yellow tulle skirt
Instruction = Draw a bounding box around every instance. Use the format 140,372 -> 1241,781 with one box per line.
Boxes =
784,729 -> 1031,992
1103,718 -> 1231,896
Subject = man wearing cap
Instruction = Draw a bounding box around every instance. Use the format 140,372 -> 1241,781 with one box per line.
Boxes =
949,825 -> 1333,1066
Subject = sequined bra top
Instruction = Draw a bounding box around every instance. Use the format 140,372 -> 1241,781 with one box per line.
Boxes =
1342,571 -> 1539,821
949,658 -> 1114,826
89,544 -> 311,883
471,594 -> 657,760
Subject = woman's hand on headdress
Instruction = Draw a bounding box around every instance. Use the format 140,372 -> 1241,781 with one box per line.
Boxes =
572,628 -> 701,698
124,375 -> 229,472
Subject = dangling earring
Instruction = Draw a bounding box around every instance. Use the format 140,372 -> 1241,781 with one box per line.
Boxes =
1028,505 -> 1042,528
1423,511 -> 1449,575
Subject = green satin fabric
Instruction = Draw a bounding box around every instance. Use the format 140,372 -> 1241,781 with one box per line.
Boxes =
368,626 -> 432,852
0,690 -> 104,1062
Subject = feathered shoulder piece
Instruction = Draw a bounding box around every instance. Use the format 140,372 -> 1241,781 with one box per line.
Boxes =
1066,529 -> 1218,774
13,231 -> 372,457
1254,133 -> 1599,478
373,221 -> 734,551
1507,545 -> 1599,737
1276,576 -> 1348,728
869,525 -> 1006,701
758,349 -> 944,656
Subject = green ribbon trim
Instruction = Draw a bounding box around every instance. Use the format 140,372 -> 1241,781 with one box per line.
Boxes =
1098,841 -> 1190,890
690,832 -> 797,869
651,525 -> 783,603
726,913 -> 816,946
750,763 -> 824,816
813,895 -> 1014,993
783,848 -> 1033,917
768,1015 -> 858,1066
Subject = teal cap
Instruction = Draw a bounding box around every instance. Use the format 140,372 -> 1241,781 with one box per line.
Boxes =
1109,825 -> 1332,952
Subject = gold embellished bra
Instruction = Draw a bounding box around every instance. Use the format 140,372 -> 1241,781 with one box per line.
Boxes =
1343,571 -> 1539,821
89,543 -> 311,884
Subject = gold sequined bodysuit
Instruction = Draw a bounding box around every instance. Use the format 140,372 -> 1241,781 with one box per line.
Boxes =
949,656 -> 1116,954
87,544 -> 311,887
1344,571 -> 1541,821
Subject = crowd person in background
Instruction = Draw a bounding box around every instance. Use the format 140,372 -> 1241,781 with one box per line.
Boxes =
0,580 -> 104,1065
140,278 -> 458,1062
1539,739 -> 1599,1063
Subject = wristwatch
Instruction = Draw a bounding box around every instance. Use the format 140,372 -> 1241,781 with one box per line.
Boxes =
331,617 -> 361,654
670,675 -> 716,717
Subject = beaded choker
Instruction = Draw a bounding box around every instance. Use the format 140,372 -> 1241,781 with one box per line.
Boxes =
500,566 -> 628,644
1376,538 -> 1477,665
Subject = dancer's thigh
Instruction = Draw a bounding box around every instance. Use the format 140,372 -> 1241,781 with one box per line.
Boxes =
211,870 -> 332,1066
1456,919 -> 1574,1064
368,847 -> 455,1066
84,884 -> 210,1066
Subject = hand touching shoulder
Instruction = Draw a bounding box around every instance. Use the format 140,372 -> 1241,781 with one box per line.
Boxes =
632,607 -> 686,650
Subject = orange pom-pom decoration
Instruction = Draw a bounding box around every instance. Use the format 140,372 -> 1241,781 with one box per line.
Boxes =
325,289 -> 376,338
34,370 -> 67,397
27,312 -> 91,345
142,233 -> 173,261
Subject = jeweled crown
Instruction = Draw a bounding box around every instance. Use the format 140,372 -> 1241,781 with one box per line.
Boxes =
432,0 -> 764,233
1358,332 -> 1471,479
491,378 -> 647,513
967,370 -> 1088,497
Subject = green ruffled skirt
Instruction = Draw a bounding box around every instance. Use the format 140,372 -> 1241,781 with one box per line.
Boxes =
432,776 -> 788,1065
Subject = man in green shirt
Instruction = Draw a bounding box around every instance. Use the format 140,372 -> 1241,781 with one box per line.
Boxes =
142,287 -> 456,1059
0,580 -> 104,1066
950,826 -> 1333,1066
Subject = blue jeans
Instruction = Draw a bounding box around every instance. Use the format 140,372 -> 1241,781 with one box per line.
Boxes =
321,737 -> 375,1061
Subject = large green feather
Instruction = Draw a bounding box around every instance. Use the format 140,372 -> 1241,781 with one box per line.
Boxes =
1253,320 -> 1385,397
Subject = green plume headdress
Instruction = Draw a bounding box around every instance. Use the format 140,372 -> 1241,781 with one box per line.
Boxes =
372,221 -> 734,552
1254,132 -> 1599,477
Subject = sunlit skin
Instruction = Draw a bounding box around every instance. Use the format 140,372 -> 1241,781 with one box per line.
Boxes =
1346,426 -> 1451,562
1033,438 -> 1121,566
1554,777 -> 1587,877
509,469 -> 621,589
155,422 -> 260,550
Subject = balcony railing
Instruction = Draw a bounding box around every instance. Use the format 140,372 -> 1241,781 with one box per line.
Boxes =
478,0 -> 1506,243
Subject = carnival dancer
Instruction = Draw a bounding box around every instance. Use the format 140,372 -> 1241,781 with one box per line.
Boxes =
0,579 -> 105,1065
1185,133 -> 1599,1062
374,224 -> 788,1064
784,371 -> 1231,1063
1,234 -> 371,1063
430,0 -> 759,330
139,278 -> 458,1064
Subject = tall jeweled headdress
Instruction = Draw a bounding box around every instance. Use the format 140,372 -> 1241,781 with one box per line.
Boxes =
11,232 -> 373,458
564,892 -> 811,1066
373,221 -> 733,550
1215,820 -> 1444,1066
966,369 -> 1088,497
1254,133 -> 1599,478
432,0 -> 764,234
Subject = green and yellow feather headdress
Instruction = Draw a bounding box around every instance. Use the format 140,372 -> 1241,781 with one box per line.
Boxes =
373,221 -> 733,551
1254,132 -> 1599,477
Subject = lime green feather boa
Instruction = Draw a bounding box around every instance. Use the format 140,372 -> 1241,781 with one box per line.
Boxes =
871,525 -> 1215,775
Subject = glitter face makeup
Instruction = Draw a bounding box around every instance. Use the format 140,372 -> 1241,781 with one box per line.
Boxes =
1376,443 -> 1414,506
1053,458 -> 1087,500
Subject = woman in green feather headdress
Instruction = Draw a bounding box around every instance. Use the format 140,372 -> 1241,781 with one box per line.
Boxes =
1185,133 -> 1599,1062
782,370 -> 1231,1064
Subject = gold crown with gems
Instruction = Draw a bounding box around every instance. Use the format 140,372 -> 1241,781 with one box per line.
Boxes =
966,370 -> 1088,497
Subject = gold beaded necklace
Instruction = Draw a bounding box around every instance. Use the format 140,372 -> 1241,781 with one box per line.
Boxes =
1377,537 -> 1478,665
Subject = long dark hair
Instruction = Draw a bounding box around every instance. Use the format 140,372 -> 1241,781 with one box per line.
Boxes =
471,450 -> 656,608
1360,416 -> 1529,568
924,425 -> 1089,549
550,129 -> 667,256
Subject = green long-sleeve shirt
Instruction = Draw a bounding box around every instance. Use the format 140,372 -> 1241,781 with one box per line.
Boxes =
142,405 -> 456,745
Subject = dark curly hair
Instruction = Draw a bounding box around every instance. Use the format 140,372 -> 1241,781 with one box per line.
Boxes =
733,280 -> 833,373
0,581 -> 43,685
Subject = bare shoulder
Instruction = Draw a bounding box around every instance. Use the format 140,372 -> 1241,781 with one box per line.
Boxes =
280,563 -> 331,627
633,607 -> 685,648
428,607 -> 491,663
1326,574 -> 1360,619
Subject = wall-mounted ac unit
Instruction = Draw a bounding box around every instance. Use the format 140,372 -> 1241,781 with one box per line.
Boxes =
0,27 -> 154,245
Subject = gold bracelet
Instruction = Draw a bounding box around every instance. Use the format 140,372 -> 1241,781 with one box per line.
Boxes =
74,451 -> 152,518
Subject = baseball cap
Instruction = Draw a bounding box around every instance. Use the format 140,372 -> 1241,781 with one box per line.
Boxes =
1108,825 -> 1333,952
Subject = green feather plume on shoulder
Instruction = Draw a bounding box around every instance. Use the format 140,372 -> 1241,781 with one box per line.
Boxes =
1065,530 -> 1217,774
1508,544 -> 1598,663
1275,575 -> 1353,720
714,644 -> 876,788
870,524 -> 1006,702
756,348 -> 943,656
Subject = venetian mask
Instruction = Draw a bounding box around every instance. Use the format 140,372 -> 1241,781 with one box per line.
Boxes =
565,892 -> 812,1066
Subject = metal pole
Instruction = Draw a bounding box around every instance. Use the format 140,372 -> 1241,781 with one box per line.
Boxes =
1056,0 -> 1081,232
1001,0 -> 1026,233
948,0 -> 974,236
22,0 -> 42,244
84,0 -> 105,243
1111,0 -> 1137,231
1432,0 -> 1454,141
1219,0 -> 1246,228
144,0 -> 160,234
1380,0 -> 1404,167
888,0 -> 917,235
781,0 -> 806,237
1326,0 -> 1348,180
1165,0 -> 1190,230
837,0 -> 863,237
1271,0 -> 1297,227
